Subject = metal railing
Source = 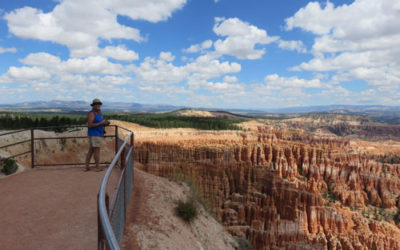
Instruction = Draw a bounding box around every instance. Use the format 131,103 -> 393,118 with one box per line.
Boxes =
98,127 -> 134,250
0,125 -> 123,167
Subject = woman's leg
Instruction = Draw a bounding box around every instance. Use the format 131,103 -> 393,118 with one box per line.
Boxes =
85,147 -> 93,171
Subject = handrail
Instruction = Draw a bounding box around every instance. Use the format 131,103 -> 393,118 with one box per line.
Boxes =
0,139 -> 31,150
26,125 -> 87,130
0,129 -> 28,137
0,125 -> 119,166
114,125 -> 132,134
98,131 -> 133,250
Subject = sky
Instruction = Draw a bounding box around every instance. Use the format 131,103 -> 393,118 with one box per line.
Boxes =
0,0 -> 399,109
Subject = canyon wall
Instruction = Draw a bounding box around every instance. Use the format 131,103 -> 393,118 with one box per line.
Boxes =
131,125 -> 400,250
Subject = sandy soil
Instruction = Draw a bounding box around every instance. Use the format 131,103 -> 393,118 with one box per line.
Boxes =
175,109 -> 216,118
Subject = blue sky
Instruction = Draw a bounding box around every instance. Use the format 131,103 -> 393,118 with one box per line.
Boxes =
0,0 -> 399,109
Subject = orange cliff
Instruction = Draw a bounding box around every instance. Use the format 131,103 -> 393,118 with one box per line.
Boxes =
108,120 -> 400,250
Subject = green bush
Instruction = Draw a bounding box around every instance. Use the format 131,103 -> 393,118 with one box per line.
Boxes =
234,237 -> 253,250
169,172 -> 212,214
1,158 -> 18,175
175,198 -> 199,223
394,208 -> 400,224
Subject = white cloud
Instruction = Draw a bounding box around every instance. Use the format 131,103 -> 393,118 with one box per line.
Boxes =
213,17 -> 278,59
89,75 -> 132,86
4,0 -> 186,57
337,66 -> 400,87
18,53 -> 123,75
286,0 -> 400,88
61,56 -> 123,74
204,81 -> 244,94
110,0 -> 186,23
286,0 -> 400,40
184,18 -> 280,61
278,40 -> 306,53
291,51 -> 380,71
319,86 -> 350,98
7,66 -> 51,81
285,1 -> 337,35
185,54 -> 241,79
185,77 -> 244,94
20,52 -> 61,67
0,52 -> 127,88
159,52 -> 175,62
132,52 -> 241,89
133,54 -> 187,86
183,40 -> 213,53
264,74 -> 323,89
223,76 -> 238,83
101,46 -> 139,61
0,47 -> 17,53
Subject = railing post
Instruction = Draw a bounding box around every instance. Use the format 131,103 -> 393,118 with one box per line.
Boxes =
97,194 -> 103,250
115,126 -> 118,156
121,148 -> 127,220
98,194 -> 110,250
105,194 -> 110,217
124,169 -> 127,219
121,148 -> 126,170
131,133 -> 134,179
30,129 -> 35,168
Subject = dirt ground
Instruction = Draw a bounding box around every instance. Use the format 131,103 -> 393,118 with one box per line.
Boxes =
0,167 -> 106,250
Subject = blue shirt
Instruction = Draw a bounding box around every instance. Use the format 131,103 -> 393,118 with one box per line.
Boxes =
88,110 -> 104,136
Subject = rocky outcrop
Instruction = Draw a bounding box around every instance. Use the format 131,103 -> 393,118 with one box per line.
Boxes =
286,114 -> 400,141
132,126 -> 400,250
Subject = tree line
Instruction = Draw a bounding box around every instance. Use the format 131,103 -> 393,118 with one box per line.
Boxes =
0,112 -> 86,131
0,112 -> 244,131
104,113 -> 243,130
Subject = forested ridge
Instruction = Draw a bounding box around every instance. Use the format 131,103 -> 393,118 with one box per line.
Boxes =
0,112 -> 244,130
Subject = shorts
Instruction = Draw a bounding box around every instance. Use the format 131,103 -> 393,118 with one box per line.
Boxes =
89,136 -> 103,148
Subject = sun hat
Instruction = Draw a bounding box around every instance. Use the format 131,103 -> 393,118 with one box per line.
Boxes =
90,98 -> 102,106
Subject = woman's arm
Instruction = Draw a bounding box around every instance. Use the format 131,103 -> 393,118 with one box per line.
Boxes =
87,112 -> 107,128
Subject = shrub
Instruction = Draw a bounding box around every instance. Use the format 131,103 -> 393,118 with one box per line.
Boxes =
394,208 -> 400,224
60,138 -> 66,151
1,158 -> 18,175
169,172 -> 212,214
175,198 -> 199,223
234,237 -> 253,250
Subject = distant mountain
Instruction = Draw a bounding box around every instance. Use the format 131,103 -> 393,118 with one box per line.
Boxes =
0,100 -> 185,113
262,105 -> 400,114
1,101 -> 399,124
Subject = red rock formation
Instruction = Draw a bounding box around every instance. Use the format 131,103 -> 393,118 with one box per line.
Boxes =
132,126 -> 400,250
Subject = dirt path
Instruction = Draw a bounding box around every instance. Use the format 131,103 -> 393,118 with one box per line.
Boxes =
0,168 -> 106,250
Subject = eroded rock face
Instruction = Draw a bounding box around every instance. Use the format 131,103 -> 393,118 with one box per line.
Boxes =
285,114 -> 400,141
132,126 -> 400,250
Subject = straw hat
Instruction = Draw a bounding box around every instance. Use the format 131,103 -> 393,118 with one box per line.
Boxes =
90,98 -> 102,106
